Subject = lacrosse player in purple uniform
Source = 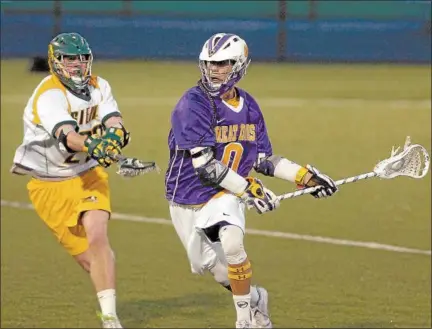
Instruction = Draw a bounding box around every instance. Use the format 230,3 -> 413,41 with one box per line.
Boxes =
165,33 -> 338,328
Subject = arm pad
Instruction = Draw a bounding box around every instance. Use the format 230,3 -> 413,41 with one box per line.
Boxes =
255,154 -> 303,183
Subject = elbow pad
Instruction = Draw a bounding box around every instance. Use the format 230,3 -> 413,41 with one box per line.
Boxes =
196,158 -> 230,187
191,147 -> 248,194
191,147 -> 229,186
254,154 -> 283,176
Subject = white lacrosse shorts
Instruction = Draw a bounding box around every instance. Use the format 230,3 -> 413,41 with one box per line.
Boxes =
169,193 -> 246,274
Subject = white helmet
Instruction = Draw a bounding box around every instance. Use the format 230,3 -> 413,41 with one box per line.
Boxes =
198,33 -> 251,96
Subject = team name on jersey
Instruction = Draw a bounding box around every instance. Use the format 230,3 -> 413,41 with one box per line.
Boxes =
214,124 -> 256,143
71,105 -> 98,125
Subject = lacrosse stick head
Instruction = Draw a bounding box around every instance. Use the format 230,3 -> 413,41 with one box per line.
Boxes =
115,157 -> 160,178
373,138 -> 430,179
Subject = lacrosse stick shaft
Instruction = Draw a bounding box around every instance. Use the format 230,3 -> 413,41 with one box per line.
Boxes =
277,172 -> 378,201
109,153 -> 126,161
106,150 -> 128,162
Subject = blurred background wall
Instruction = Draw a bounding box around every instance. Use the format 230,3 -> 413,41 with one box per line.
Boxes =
1,0 -> 431,63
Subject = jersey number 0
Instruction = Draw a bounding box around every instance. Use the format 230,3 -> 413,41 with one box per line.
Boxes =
221,142 -> 244,172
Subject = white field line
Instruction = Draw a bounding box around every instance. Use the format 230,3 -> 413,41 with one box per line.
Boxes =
2,199 -> 430,256
1,95 -> 431,109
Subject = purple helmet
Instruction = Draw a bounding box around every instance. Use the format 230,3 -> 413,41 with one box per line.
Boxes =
199,33 -> 251,97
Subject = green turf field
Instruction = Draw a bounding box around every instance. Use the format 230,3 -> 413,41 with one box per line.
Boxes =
1,59 -> 431,328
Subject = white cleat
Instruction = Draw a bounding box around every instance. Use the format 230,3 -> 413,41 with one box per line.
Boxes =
251,286 -> 272,328
236,320 -> 251,328
99,313 -> 123,328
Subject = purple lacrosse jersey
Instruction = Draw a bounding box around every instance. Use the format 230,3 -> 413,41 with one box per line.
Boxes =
165,86 -> 273,205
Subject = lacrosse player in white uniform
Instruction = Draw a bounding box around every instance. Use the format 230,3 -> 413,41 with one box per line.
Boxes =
164,33 -> 339,328
11,32 -> 130,328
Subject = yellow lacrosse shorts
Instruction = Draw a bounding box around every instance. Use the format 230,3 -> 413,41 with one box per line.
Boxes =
27,166 -> 111,256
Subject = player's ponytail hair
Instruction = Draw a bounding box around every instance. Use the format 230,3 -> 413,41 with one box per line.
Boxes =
198,80 -> 218,125
197,80 -> 220,145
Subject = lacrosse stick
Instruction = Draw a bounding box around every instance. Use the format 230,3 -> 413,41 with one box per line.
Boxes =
109,153 -> 160,178
277,136 -> 430,201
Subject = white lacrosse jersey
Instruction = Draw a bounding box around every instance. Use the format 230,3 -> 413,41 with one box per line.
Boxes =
11,74 -> 121,180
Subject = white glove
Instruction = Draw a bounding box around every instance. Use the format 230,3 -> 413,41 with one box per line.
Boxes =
251,186 -> 280,214
240,177 -> 280,214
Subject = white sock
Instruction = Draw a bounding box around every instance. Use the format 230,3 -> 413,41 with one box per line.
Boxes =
233,293 -> 252,323
250,286 -> 259,308
97,289 -> 117,317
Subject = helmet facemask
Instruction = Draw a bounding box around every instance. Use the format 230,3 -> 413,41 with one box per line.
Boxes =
198,33 -> 251,97
48,44 -> 93,91
199,58 -> 250,96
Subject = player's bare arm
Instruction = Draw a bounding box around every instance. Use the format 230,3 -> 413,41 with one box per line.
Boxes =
54,124 -> 87,151
104,115 -> 122,128
54,123 -> 122,168
97,80 -> 131,152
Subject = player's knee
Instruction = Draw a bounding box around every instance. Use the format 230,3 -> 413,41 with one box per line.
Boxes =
88,234 -> 110,250
81,210 -> 110,247
74,251 -> 91,273
219,224 -> 247,265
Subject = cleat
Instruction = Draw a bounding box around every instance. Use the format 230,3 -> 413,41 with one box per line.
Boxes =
97,312 -> 123,329
251,286 -> 272,328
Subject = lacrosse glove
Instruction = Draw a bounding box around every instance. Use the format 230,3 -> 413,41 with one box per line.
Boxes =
84,134 -> 122,168
237,177 -> 280,214
296,164 -> 338,198
103,124 -> 130,149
